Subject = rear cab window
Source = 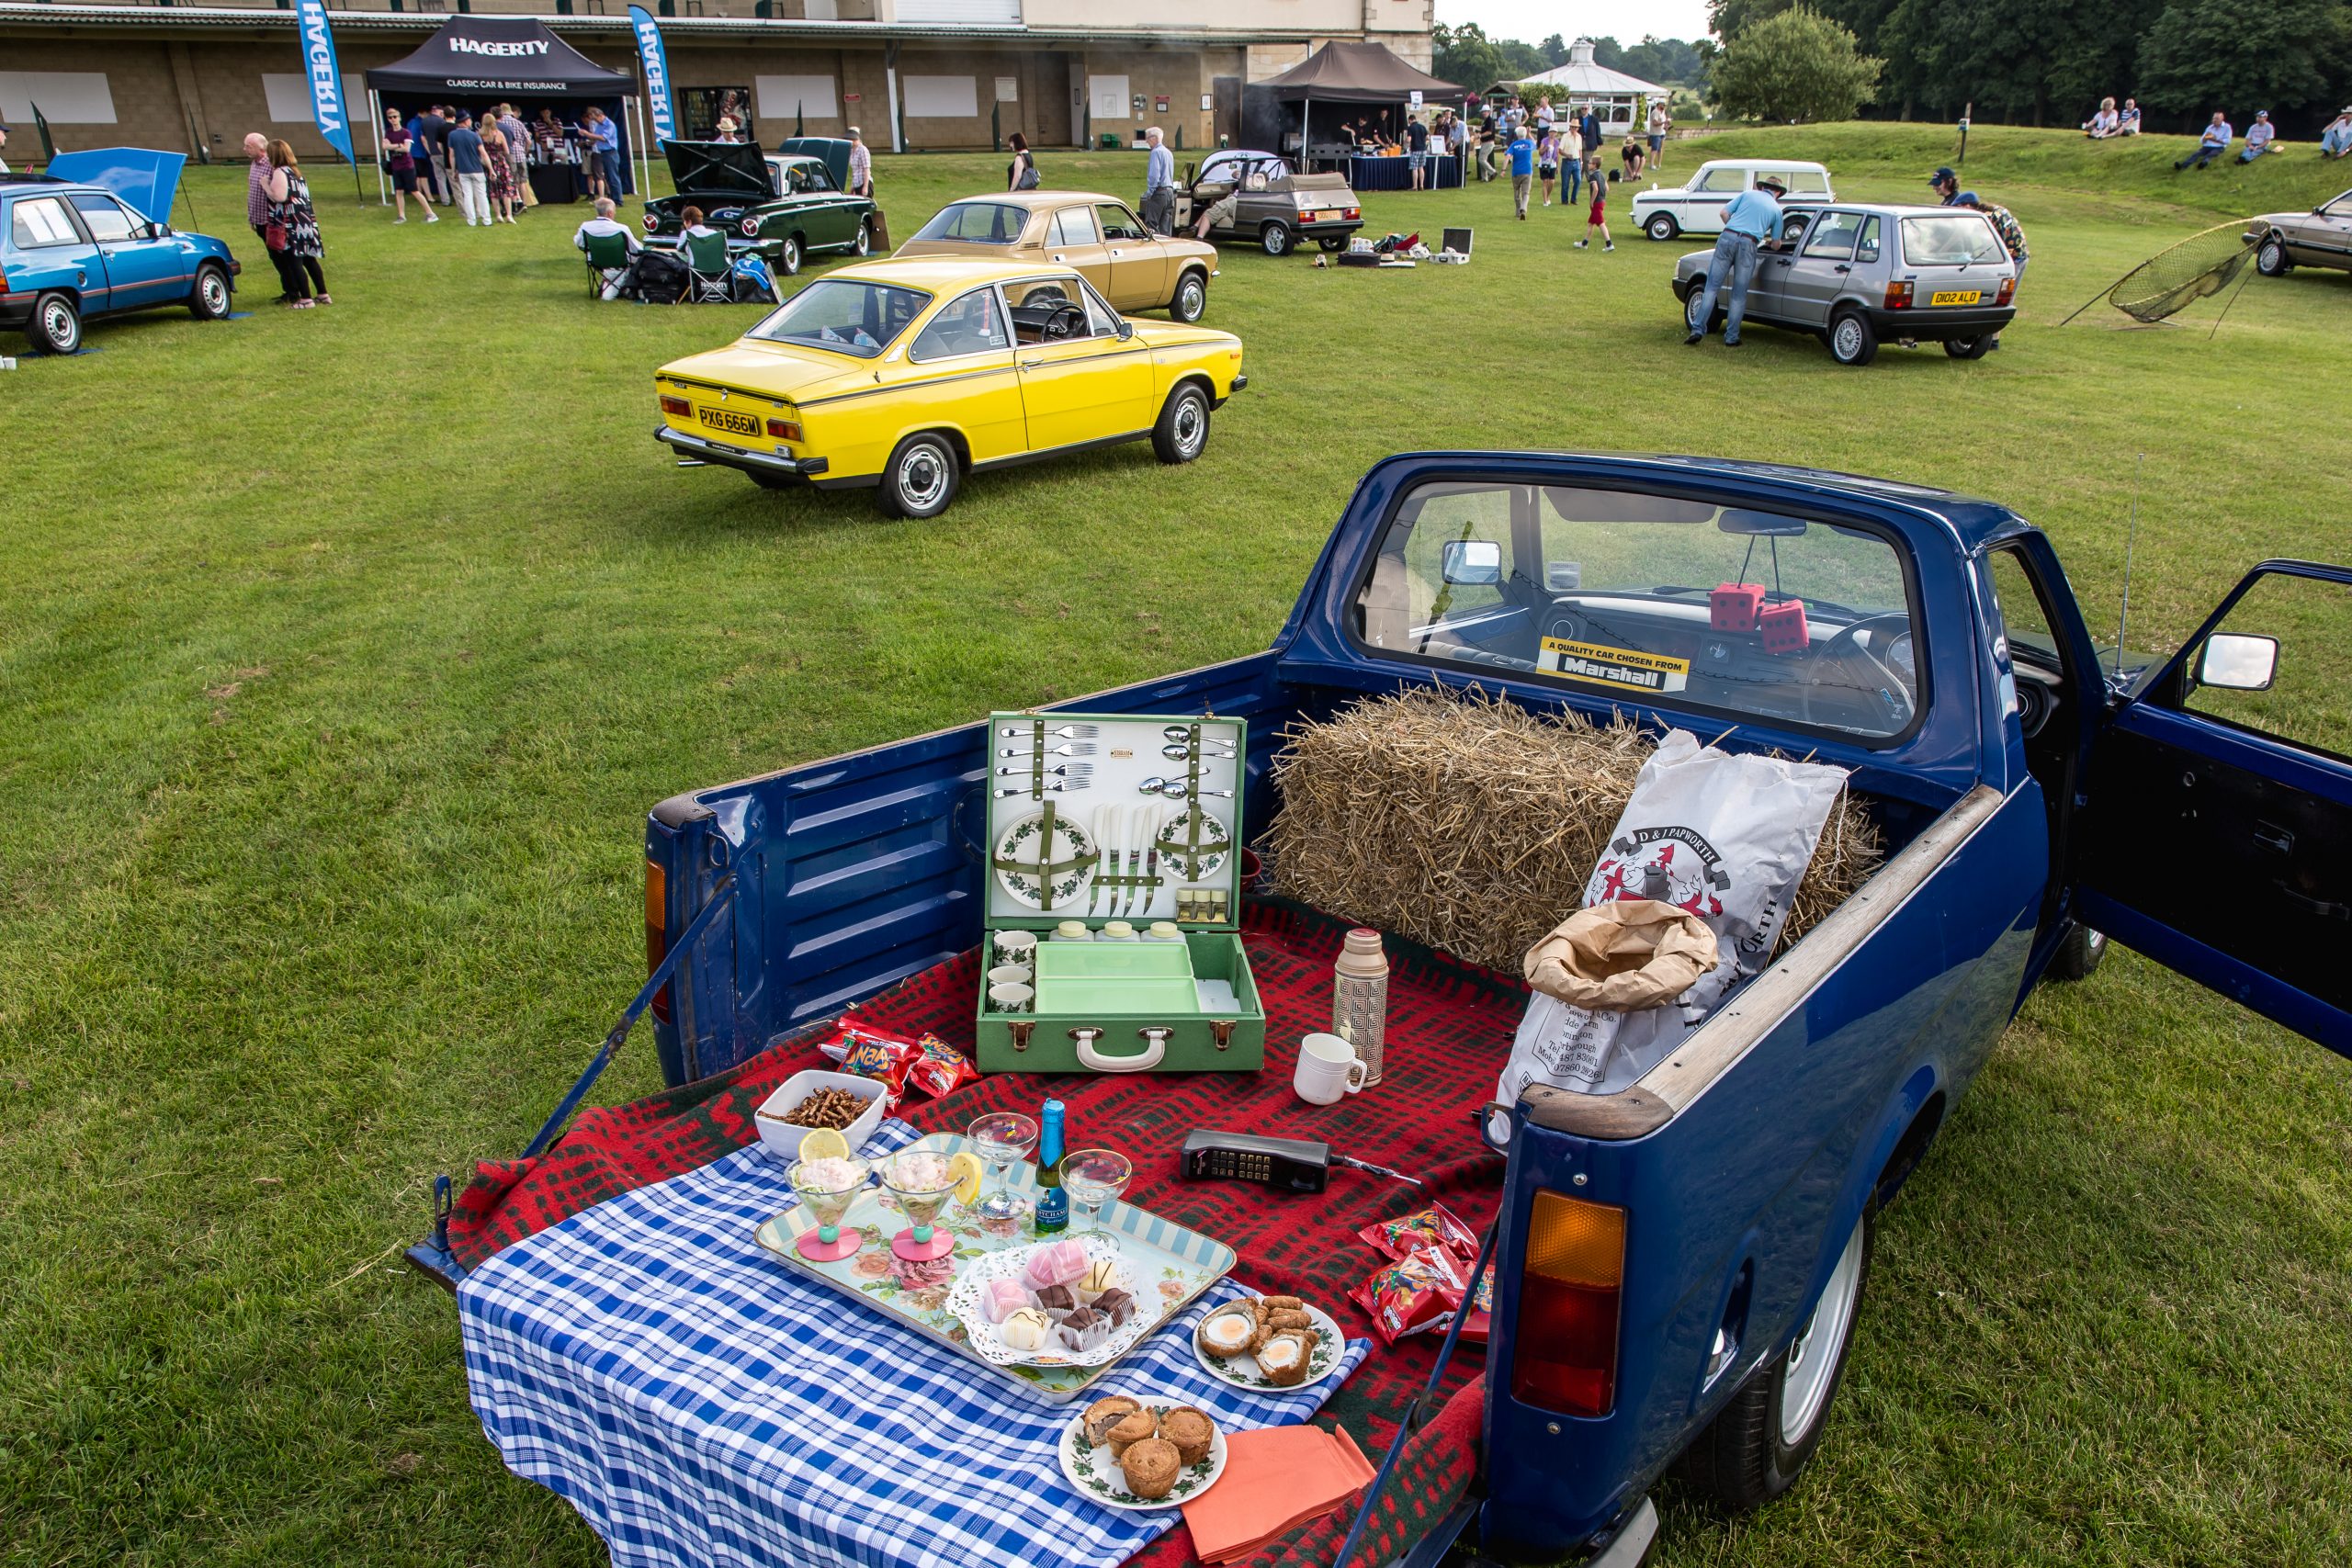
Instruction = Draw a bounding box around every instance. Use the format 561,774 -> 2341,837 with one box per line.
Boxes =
1351,479 -> 1925,744
1047,208 -> 1097,248
1782,168 -> 1831,196
746,278 -> 926,358
11,196 -> 83,248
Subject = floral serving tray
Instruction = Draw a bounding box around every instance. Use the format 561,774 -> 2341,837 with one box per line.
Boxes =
752,1134 -> 1235,1404
946,1233 -> 1155,1370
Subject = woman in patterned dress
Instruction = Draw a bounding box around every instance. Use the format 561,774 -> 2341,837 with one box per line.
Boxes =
263,138 -> 329,306
482,125 -> 520,225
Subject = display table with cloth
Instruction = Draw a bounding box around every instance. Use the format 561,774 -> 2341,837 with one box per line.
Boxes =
449,902 -> 1519,1567
529,161 -> 587,205
1347,153 -> 1462,190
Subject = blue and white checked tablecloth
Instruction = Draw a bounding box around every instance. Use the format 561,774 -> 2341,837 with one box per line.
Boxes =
459,1120 -> 1374,1568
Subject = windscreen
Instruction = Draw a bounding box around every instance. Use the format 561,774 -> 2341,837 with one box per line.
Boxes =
1352,480 -> 1923,741
911,201 -> 1027,244
746,279 -> 925,358
1902,214 -> 2005,265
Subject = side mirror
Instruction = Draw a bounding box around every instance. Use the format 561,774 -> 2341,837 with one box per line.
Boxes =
1441,539 -> 1504,586
2196,632 -> 2278,691
1115,320 -> 1134,341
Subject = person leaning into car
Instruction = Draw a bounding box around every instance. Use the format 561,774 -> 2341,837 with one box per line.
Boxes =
1686,172 -> 1786,349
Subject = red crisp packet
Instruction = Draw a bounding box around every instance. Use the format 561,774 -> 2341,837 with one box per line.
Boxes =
1350,1247 -> 1467,1346
822,1026 -> 921,1109
1358,1201 -> 1479,1265
901,1034 -> 978,1100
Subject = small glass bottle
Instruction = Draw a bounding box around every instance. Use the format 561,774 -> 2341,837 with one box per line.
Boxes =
1332,928 -> 1390,1085
1034,1099 -> 1069,1235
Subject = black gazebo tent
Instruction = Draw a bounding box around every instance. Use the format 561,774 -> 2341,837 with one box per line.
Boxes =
1244,41 -> 1466,165
363,17 -> 639,202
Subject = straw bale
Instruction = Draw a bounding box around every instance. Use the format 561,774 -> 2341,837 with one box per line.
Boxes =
1259,686 -> 1882,973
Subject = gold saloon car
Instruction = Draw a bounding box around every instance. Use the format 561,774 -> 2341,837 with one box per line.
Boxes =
652,258 -> 1247,518
893,192 -> 1221,322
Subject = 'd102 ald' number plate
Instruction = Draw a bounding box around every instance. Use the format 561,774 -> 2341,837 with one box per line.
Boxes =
698,405 -> 763,438
1929,289 -> 1982,307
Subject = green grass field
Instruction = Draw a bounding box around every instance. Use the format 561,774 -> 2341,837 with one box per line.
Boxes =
2,121 -> 2347,1566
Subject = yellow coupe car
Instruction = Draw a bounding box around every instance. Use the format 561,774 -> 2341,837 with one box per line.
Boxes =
653,258 -> 1246,518
893,192 -> 1221,322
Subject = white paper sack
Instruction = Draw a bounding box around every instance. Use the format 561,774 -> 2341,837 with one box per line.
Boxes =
1498,730 -> 1852,1100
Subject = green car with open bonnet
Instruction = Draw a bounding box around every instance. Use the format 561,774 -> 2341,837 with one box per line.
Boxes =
643,138 -> 877,276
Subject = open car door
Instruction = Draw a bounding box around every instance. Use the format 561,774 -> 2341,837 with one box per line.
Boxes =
2075,560 -> 2352,1055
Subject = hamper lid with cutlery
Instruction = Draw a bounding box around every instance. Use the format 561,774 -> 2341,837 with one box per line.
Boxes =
978,711 -> 1264,1076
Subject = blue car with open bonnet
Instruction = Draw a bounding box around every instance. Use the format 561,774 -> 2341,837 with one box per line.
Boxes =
1,149 -> 241,355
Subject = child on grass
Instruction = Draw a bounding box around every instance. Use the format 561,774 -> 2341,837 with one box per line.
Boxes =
1574,160 -> 1614,251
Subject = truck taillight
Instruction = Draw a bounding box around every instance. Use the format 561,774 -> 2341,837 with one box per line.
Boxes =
1996,276 -> 2015,306
646,860 -> 671,1024
766,416 -> 802,442
1509,1190 -> 1626,1418
1883,280 -> 1914,310
660,394 -> 691,418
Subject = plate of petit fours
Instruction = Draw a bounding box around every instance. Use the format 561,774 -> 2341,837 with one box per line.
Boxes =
946,1234 -> 1156,1369
1059,1393 -> 1227,1512
1190,1293 -> 1345,1393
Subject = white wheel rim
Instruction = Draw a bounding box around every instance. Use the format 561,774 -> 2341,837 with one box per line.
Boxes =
856,224 -> 870,254
1781,1217 -> 1864,1444
44,301 -> 74,346
1835,320 -> 1863,358
1687,292 -> 1706,329
899,446 -> 948,510
1181,278 -> 1203,316
2262,242 -> 2281,269
1174,396 -> 1204,455
2085,930 -> 2108,959
203,276 -> 226,311
786,241 -> 800,270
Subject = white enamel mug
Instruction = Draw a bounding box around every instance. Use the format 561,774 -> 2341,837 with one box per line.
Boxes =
1294,1032 -> 1369,1106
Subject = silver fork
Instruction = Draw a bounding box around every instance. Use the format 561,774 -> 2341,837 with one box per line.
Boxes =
994,763 -> 1093,780
994,782 -> 1083,797
999,724 -> 1100,739
997,743 -> 1094,759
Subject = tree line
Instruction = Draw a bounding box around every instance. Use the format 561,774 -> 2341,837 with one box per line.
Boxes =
1432,25 -> 1710,97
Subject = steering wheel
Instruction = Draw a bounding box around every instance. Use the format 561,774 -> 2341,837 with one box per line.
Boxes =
1804,612 -> 1917,732
1041,303 -> 1087,341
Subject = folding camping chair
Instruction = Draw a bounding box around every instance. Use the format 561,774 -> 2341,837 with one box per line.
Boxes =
680,230 -> 732,305
582,230 -> 633,300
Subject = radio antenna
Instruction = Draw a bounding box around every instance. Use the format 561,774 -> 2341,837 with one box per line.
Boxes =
2114,454 -> 2142,682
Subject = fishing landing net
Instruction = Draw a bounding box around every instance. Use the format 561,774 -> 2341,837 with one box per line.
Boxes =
2102,219 -> 2260,323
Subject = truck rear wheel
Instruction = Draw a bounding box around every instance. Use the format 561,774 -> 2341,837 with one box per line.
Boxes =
2049,920 -> 2109,981
1673,1210 -> 1873,1510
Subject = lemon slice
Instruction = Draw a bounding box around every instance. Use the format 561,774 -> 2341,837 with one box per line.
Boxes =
797,1126 -> 853,1165
948,1151 -> 986,1206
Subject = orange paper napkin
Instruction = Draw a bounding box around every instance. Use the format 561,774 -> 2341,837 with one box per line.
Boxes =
1182,1421 -> 1378,1565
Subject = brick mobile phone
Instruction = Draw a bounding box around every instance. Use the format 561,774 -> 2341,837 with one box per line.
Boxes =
1179,1131 -> 1331,1193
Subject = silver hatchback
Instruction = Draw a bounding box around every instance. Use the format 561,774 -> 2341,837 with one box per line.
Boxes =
1672,203 -> 2018,365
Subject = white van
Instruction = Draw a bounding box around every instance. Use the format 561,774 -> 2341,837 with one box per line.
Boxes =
1631,160 -> 1835,242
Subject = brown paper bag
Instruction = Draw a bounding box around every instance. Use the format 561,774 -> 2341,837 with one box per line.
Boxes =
1522,898 -> 1718,1013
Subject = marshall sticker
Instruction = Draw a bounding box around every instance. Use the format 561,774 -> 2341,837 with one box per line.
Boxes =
1535,637 -> 1690,694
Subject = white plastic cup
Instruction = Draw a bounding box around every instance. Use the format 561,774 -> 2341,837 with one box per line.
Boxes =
1294,1032 -> 1369,1106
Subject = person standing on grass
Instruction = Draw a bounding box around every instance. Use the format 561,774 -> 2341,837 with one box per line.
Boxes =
1446,108 -> 1466,182
1647,96 -> 1669,172
847,126 -> 873,197
383,109 -> 438,224
1929,164 -> 1961,204
582,107 -> 624,206
1507,120 -> 1536,220
1536,123 -> 1562,207
1407,113 -> 1430,190
447,111 -> 489,226
1684,171 -> 1784,345
1956,192 -> 2027,348
1560,117 -> 1583,206
497,105 -> 533,210
1141,126 -> 1177,234
2176,112 -> 2233,169
263,138 -> 328,308
418,104 -> 454,205
483,125 -> 520,225
1573,156 -> 1616,251
243,132 -> 281,299
1578,107 -> 1601,174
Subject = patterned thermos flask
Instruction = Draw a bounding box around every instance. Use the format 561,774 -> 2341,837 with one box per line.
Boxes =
1332,928 -> 1390,1085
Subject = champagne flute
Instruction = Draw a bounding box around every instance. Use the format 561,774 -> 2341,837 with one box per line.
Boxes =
967,1111 -> 1039,1226
1057,1147 -> 1134,1236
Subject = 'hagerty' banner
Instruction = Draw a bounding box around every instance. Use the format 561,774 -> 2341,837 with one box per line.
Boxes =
294,0 -> 355,164
627,6 -> 677,145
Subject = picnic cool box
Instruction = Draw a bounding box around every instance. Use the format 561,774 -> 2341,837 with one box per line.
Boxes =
976,711 -> 1265,1075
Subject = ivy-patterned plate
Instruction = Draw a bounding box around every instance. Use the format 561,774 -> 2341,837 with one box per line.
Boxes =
993,810 -> 1098,912
1154,807 -> 1228,884
1192,1299 -> 1345,1393
1057,1396 -> 1227,1513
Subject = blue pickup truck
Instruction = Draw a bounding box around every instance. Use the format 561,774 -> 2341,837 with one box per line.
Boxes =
427,451 -> 2348,1563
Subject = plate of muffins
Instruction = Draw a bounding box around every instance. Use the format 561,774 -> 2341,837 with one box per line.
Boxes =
1059,1394 -> 1226,1512
1191,1293 -> 1345,1392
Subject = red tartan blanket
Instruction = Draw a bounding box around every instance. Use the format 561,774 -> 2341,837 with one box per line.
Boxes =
449,901 -> 1527,1568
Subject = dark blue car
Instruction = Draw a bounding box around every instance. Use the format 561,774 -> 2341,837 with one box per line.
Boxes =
2,150 -> 241,355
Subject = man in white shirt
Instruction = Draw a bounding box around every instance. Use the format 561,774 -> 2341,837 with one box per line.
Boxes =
2324,107 -> 2352,158
2236,110 -> 2279,161
1646,98 -> 1670,171
575,197 -> 641,299
2176,112 -> 2233,169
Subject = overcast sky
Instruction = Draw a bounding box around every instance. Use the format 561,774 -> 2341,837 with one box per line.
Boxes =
1434,0 -> 1714,45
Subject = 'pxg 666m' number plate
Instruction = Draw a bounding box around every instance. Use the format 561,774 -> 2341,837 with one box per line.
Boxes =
698,406 -> 763,438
